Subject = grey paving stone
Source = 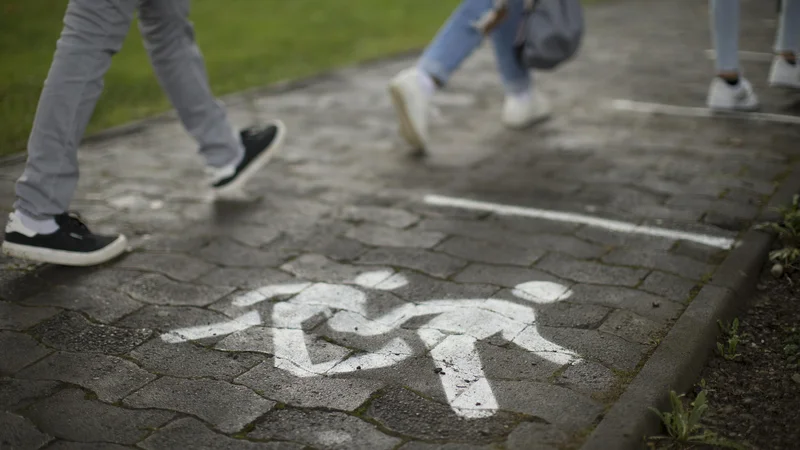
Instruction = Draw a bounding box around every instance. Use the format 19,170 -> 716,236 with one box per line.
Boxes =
575,226 -> 674,252
505,422 -> 570,450
0,302 -> 60,331
477,342 -> 563,381
398,442 -> 494,450
356,247 -> 468,279
0,331 -> 52,375
122,274 -> 234,307
536,254 -> 649,287
54,268 -> 144,290
214,327 -> 275,355
484,215 -> 581,235
18,352 -> 156,403
301,235 -> 369,262
494,290 -> 612,329
32,312 -> 151,355
44,441 -> 132,450
346,224 -> 446,249
117,305 -> 232,336
0,378 -> 61,411
134,230 -> 213,253
598,310 -> 663,345
639,271 -> 697,302
417,219 -> 606,259
385,271 -> 499,303
23,286 -> 142,324
123,376 -> 274,433
27,389 -> 173,445
435,236 -> 545,267
114,252 -> 216,282
0,411 -> 52,450
601,248 -> 715,281
197,239 -> 294,267
492,381 -> 602,429
0,266 -> 56,302
567,284 -> 682,323
224,224 -> 282,248
141,417 -> 299,450
559,360 -> 617,397
338,205 -> 420,228
250,408 -> 401,450
366,387 -> 519,442
235,361 -> 384,410
453,264 -> 567,289
128,338 -> 263,380
671,240 -> 728,265
537,327 -> 647,371
194,267 -> 294,290
281,253 -> 389,283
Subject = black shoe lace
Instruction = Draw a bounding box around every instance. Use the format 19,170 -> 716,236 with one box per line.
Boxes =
56,212 -> 90,235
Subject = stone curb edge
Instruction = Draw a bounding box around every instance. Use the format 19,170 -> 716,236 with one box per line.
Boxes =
0,49 -> 422,168
581,162 -> 800,450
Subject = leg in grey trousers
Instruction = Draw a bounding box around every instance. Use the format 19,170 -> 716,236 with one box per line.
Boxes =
14,0 -> 242,221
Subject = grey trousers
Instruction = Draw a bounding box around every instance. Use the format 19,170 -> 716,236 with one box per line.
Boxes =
15,0 -> 242,220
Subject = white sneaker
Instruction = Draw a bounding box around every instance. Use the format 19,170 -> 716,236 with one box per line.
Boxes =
388,68 -> 431,151
706,77 -> 760,112
768,56 -> 800,89
502,90 -> 552,129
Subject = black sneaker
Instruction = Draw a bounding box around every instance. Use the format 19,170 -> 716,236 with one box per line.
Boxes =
209,120 -> 286,196
1,212 -> 128,266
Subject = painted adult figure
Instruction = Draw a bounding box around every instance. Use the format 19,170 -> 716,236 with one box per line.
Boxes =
388,0 -> 550,152
1,0 -> 286,266
707,0 -> 800,111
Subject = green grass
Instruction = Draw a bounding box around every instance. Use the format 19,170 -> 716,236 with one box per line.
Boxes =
0,0 -> 461,157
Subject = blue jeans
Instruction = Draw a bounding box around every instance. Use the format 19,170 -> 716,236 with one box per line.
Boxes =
712,0 -> 800,73
418,0 -> 531,95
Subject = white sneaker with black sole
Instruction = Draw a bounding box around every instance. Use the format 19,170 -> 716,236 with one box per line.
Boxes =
208,120 -> 286,197
706,77 -> 760,112
1,212 -> 128,266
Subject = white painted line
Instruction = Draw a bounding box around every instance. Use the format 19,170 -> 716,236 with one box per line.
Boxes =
704,49 -> 774,62
608,99 -> 800,126
423,194 -> 736,250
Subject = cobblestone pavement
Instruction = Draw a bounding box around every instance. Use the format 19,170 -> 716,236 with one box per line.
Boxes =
2,0 -> 800,449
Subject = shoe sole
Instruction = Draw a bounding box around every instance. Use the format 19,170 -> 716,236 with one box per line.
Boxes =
707,104 -> 761,112
213,120 -> 287,197
769,80 -> 800,89
503,112 -> 552,130
1,235 -> 128,266
388,82 -> 426,151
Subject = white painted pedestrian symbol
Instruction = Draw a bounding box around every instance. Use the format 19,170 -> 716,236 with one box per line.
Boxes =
161,270 -> 581,419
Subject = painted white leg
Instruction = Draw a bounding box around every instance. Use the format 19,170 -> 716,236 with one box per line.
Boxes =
512,325 -> 579,366
273,328 -> 342,377
327,337 -> 413,374
160,311 -> 262,343
422,333 -> 498,419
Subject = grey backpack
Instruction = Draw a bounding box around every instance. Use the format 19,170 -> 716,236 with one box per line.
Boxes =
514,0 -> 585,70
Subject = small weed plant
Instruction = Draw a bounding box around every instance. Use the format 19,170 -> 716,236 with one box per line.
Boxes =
648,390 -> 745,449
716,318 -> 744,361
757,194 -> 800,275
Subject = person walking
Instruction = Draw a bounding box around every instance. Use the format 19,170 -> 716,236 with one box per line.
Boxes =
1,0 -> 286,267
388,0 -> 551,152
707,0 -> 800,111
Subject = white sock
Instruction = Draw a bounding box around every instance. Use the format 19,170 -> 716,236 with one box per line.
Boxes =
15,211 -> 58,235
416,70 -> 437,97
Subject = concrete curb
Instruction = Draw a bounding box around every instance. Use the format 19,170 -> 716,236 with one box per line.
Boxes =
581,162 -> 800,450
0,48 -> 421,169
